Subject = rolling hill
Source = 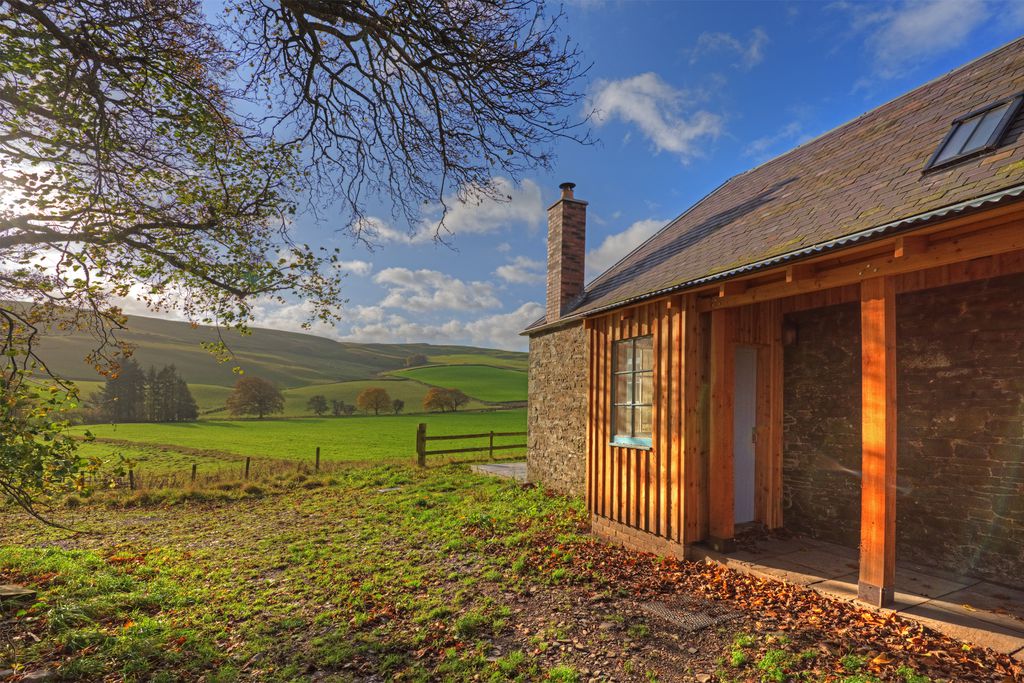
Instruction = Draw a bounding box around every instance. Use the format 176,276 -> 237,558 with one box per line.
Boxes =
33,312 -> 527,390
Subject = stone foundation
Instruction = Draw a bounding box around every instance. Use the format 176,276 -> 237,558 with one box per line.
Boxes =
591,514 -> 687,559
527,321 -> 588,495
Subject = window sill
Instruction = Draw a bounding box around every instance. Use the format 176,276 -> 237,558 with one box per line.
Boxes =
610,438 -> 652,450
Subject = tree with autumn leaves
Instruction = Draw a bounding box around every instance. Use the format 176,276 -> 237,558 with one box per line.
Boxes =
226,377 -> 284,419
356,387 -> 391,416
422,388 -> 471,413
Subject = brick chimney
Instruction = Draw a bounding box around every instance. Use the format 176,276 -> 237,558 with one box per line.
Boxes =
546,182 -> 587,322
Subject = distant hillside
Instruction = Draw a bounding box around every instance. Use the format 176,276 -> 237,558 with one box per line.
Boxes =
33,313 -> 527,389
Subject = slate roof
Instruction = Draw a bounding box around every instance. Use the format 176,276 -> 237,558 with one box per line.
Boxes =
526,38 -> 1024,333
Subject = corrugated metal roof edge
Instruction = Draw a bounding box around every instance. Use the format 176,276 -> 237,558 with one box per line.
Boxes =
522,182 -> 1024,336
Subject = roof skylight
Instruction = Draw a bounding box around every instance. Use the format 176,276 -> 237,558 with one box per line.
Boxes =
926,93 -> 1023,170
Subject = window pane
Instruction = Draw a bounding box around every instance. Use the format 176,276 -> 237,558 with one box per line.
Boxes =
635,336 -> 654,371
614,373 -> 632,404
964,103 -> 1011,152
614,340 -> 633,373
613,405 -> 631,437
935,116 -> 980,162
636,406 -> 653,438
635,371 -> 653,405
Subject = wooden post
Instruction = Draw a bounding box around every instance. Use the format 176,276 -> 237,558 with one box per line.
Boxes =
191,463 -> 197,484
245,457 -> 251,479
315,447 -> 321,472
859,276 -> 897,607
128,468 -> 135,491
488,431 -> 494,459
416,423 -> 427,467
708,307 -> 735,552
680,295 -> 707,544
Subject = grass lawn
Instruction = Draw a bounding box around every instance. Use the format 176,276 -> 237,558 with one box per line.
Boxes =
392,364 -> 527,403
0,465 -> 1007,682
73,410 -> 527,468
74,441 -> 250,477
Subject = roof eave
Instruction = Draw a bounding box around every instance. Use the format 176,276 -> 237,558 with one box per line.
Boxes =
522,183 -> 1024,336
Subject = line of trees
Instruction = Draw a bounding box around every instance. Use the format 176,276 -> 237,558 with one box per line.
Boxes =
92,360 -> 198,423
306,389 -> 407,417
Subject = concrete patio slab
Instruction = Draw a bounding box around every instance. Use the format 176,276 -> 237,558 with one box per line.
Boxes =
775,547 -> 860,578
940,582 -> 1024,623
811,572 -> 933,612
470,461 -> 527,482
893,567 -> 974,600
901,600 -> 1024,656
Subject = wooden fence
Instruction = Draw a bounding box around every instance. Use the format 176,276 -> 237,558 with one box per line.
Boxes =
415,423 -> 527,466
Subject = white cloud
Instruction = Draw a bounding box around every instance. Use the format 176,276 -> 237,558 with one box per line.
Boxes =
586,218 -> 667,280
247,298 -> 343,339
587,73 -> 723,161
689,28 -> 769,69
495,256 -> 546,285
464,302 -> 544,350
496,242 -> 512,253
340,302 -> 542,351
334,259 -> 373,276
361,178 -> 543,244
834,0 -> 989,80
373,267 -> 501,312
871,0 -> 987,77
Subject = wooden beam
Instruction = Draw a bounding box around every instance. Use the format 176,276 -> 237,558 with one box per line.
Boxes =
702,219 -> 1024,311
718,281 -> 747,297
708,307 -> 735,551
894,235 -> 927,259
785,263 -> 816,283
858,276 -> 897,607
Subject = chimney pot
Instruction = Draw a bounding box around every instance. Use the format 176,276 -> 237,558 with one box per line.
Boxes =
546,182 -> 587,322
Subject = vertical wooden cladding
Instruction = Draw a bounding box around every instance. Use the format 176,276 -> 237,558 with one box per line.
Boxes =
585,296 -> 688,540
587,293 -> 784,550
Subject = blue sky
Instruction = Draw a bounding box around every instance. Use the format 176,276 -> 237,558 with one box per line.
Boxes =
182,1 -> 1024,350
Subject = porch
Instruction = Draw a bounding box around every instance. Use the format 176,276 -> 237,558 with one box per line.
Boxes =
692,533 -> 1024,660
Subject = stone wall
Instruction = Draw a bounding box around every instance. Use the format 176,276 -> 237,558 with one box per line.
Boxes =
782,303 -> 862,547
782,273 -> 1024,585
527,322 -> 588,496
896,274 -> 1024,583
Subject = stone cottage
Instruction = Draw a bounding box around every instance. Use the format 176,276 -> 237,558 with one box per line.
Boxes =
524,38 -> 1024,607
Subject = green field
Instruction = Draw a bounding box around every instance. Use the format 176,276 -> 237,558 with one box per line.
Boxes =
425,351 -> 528,371
74,410 -> 527,467
392,364 -> 527,403
281,378 -> 486,416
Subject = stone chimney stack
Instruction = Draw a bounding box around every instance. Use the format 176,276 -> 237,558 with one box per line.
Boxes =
546,182 -> 587,322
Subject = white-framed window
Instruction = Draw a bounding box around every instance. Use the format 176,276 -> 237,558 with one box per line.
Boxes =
611,335 -> 653,448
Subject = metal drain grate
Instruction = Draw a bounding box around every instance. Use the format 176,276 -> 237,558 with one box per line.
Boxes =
639,598 -> 741,633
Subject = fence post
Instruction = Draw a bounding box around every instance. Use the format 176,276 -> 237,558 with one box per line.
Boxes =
191,463 -> 197,484
416,423 -> 427,467
128,468 -> 135,491
488,431 -> 494,459
315,446 -> 321,472
245,457 -> 251,479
